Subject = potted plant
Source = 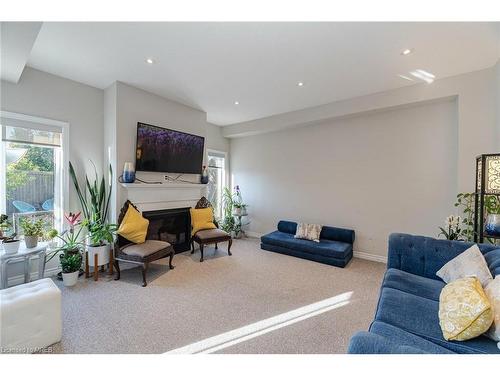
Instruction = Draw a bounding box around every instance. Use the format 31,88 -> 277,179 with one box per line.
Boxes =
485,196 -> 500,237
60,251 -> 82,287
221,187 -> 236,235
19,217 -> 44,248
69,161 -> 117,267
0,214 -> 11,239
438,215 -> 463,241
46,212 -> 85,286
45,228 -> 58,250
86,216 -> 117,267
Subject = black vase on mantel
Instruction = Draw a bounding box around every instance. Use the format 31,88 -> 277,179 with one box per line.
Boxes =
200,165 -> 209,184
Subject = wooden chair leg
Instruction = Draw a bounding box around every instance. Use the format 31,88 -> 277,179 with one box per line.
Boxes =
114,259 -> 121,280
141,263 -> 148,287
190,240 -> 195,254
94,254 -> 99,281
215,243 -> 218,250
169,252 -> 175,270
199,244 -> 204,262
85,252 -> 90,278
109,247 -> 114,275
228,239 -> 233,256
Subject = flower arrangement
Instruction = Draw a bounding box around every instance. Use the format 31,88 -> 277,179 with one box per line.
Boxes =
19,217 -> 44,237
438,215 -> 463,241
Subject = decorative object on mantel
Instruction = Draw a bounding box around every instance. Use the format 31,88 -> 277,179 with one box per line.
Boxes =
474,153 -> 500,243
200,165 -> 209,184
122,162 -> 136,183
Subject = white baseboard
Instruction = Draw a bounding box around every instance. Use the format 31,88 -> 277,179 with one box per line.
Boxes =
244,231 -> 264,239
353,251 -> 387,264
7,266 -> 60,286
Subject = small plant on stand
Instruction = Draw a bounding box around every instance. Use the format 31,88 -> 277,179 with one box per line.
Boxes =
19,217 -> 44,248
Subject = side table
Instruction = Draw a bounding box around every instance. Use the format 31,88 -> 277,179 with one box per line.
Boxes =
0,242 -> 47,289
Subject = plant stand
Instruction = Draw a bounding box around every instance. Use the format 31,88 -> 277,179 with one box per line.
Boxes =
233,213 -> 249,238
85,247 -> 114,281
474,153 -> 500,243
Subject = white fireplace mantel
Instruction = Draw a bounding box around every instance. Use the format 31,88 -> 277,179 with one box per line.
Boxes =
120,182 -> 207,211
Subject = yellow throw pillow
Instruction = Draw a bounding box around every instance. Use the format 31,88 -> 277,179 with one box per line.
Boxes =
117,204 -> 149,244
190,207 -> 216,236
439,277 -> 493,341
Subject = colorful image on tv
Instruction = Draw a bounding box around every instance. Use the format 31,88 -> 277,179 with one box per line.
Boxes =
135,122 -> 205,174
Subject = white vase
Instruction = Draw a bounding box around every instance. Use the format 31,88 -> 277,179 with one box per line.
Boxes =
62,270 -> 79,287
87,244 -> 110,266
233,207 -> 242,216
2,240 -> 20,254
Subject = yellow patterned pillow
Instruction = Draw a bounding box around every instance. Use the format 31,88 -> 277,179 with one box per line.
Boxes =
117,204 -> 149,244
439,277 -> 493,341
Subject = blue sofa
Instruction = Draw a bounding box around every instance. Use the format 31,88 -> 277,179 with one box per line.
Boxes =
348,233 -> 500,354
260,220 -> 355,267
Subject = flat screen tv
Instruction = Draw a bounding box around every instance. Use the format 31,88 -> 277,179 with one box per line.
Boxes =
135,122 -> 205,174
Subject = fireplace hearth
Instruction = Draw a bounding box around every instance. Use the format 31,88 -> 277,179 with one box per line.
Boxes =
142,207 -> 191,253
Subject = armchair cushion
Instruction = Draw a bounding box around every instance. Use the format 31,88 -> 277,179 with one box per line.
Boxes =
122,240 -> 171,258
193,228 -> 230,242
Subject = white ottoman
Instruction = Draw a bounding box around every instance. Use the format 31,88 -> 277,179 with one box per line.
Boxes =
1,278 -> 61,353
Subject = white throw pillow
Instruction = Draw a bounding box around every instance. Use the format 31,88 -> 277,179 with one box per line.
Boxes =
485,277 -> 500,342
295,223 -> 322,242
436,244 -> 493,288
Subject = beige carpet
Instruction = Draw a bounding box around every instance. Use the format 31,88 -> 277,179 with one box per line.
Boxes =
49,238 -> 385,354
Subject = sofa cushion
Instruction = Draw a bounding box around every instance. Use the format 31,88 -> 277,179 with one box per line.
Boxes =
382,268 -> 444,301
375,286 -> 499,354
122,240 -> 171,257
348,332 -> 431,354
368,321 -> 454,354
261,231 -> 351,259
276,220 -> 355,244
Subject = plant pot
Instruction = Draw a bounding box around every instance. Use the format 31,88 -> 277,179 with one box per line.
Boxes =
2,240 -> 20,254
62,270 -> 79,287
485,214 -> 500,237
24,235 -> 38,249
87,243 -> 110,266
233,207 -> 242,216
240,207 -> 247,216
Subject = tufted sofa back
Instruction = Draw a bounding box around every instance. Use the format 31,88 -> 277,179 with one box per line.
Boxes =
388,233 -> 500,280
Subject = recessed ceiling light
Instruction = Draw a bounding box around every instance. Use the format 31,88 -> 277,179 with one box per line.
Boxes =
146,58 -> 154,64
297,82 -> 304,87
234,101 -> 239,105
409,69 -> 435,84
401,49 -> 413,56
398,74 -> 414,81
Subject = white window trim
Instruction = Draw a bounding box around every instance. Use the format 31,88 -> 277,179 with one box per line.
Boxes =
0,111 -> 70,231
207,148 -> 229,188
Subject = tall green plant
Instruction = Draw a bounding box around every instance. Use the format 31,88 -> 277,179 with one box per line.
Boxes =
220,187 -> 235,233
454,193 -> 475,241
69,161 -> 113,223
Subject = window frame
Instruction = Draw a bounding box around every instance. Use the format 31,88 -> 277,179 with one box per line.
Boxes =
0,111 -> 70,232
207,148 -> 228,219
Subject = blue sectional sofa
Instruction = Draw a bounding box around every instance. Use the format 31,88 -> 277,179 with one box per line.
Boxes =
260,220 -> 355,267
348,233 -> 500,354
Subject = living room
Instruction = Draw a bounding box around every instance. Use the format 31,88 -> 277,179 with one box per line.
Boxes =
1,1 -> 499,373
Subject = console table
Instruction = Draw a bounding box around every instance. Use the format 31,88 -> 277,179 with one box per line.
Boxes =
0,242 -> 47,289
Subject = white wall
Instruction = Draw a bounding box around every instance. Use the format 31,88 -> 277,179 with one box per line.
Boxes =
1,68 -> 105,205
231,99 -> 459,259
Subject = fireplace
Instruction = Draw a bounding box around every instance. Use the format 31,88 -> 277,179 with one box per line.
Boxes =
142,207 -> 191,253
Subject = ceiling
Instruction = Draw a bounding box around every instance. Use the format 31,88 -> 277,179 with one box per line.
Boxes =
4,22 -> 500,125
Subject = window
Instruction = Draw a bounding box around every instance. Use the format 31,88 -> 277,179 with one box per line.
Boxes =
207,150 -> 227,220
0,112 -> 68,235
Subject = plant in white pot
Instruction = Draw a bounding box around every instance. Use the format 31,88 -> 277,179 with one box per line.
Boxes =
19,217 -> 44,248
87,217 -> 117,268
69,161 -> 117,268
46,212 -> 85,287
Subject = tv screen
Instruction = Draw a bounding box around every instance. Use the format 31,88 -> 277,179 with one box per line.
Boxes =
135,122 -> 205,174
